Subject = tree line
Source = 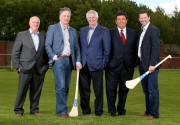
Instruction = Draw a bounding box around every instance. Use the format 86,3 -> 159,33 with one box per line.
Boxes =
0,0 -> 179,44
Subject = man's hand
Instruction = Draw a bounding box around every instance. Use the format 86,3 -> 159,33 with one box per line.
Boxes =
53,55 -> 61,60
76,62 -> 82,70
148,66 -> 155,73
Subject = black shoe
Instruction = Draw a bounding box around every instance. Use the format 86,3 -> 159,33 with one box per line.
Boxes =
95,113 -> 103,117
118,112 -> 126,116
82,112 -> 91,115
110,113 -> 116,117
95,111 -> 103,117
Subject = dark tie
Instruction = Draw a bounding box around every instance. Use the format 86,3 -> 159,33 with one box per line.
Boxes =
120,30 -> 126,45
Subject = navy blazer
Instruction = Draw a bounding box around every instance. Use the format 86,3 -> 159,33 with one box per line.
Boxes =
45,23 -> 81,69
79,25 -> 111,71
108,28 -> 138,71
139,23 -> 160,71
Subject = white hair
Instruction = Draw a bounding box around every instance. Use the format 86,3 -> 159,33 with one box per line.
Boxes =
86,10 -> 99,19
29,16 -> 40,23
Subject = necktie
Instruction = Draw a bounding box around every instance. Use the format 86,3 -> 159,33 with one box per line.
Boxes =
120,30 -> 126,45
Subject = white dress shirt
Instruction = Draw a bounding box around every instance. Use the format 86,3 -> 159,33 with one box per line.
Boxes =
138,22 -> 150,59
117,27 -> 127,39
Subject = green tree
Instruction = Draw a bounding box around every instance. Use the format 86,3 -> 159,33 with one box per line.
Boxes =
171,6 -> 180,45
99,2 -> 114,28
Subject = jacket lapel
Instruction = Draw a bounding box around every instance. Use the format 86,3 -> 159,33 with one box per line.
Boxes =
126,28 -> 130,46
88,25 -> 100,46
68,27 -> 73,51
25,30 -> 36,51
142,23 -> 151,43
37,33 -> 44,52
83,27 -> 89,47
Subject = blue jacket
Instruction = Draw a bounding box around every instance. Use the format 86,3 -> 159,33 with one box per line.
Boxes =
79,25 -> 111,71
45,23 -> 81,69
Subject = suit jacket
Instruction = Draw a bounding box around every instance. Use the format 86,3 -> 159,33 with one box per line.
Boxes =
45,23 -> 81,69
79,25 -> 111,71
12,30 -> 49,74
107,28 -> 138,72
138,23 -> 160,71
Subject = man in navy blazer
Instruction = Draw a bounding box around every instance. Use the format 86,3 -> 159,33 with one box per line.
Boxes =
138,10 -> 160,120
79,10 -> 111,116
105,11 -> 138,116
45,7 -> 82,118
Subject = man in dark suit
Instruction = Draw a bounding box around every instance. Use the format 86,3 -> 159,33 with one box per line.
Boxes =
138,10 -> 160,120
105,11 -> 138,116
79,10 -> 111,116
45,7 -> 82,118
12,16 -> 49,116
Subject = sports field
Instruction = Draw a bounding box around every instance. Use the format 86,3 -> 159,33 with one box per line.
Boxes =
0,69 -> 180,125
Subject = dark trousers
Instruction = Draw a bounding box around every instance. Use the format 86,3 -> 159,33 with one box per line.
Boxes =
14,68 -> 45,114
79,64 -> 103,115
139,64 -> 159,118
105,66 -> 134,115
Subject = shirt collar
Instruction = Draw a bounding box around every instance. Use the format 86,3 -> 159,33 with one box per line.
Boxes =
117,27 -> 126,33
142,22 -> 150,31
60,22 -> 69,30
29,29 -> 39,35
89,24 -> 98,30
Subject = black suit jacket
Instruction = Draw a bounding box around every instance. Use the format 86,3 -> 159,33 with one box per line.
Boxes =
138,23 -> 160,71
107,28 -> 138,72
12,30 -> 49,74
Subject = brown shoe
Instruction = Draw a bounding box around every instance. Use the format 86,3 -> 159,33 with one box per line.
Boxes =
59,114 -> 69,118
16,113 -> 23,116
146,115 -> 155,120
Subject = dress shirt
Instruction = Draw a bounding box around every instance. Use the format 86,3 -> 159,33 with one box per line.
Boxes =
30,29 -> 39,51
117,27 -> 127,39
138,22 -> 150,59
61,23 -> 71,56
87,24 -> 97,44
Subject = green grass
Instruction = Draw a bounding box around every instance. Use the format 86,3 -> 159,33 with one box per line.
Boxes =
0,69 -> 180,125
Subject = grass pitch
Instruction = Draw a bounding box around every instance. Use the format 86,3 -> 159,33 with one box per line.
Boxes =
0,69 -> 180,125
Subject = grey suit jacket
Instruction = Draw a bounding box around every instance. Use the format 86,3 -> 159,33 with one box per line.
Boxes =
12,30 -> 49,74
45,23 -> 81,69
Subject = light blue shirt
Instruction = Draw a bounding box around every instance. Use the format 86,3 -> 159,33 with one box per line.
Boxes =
87,24 -> 97,44
30,29 -> 39,51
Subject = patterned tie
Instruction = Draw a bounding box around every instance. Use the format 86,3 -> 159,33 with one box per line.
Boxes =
120,30 -> 126,45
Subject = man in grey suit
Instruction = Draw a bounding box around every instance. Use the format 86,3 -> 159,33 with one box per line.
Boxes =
12,16 -> 49,116
45,7 -> 82,118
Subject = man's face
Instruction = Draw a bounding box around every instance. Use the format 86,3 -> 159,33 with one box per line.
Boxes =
115,15 -> 127,29
60,11 -> 71,26
139,13 -> 150,26
87,14 -> 98,27
29,17 -> 40,32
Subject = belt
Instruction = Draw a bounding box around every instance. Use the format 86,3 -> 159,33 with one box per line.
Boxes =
62,55 -> 71,58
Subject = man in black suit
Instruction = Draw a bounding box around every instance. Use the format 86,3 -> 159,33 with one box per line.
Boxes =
105,11 -> 138,116
138,10 -> 160,120
12,16 -> 49,116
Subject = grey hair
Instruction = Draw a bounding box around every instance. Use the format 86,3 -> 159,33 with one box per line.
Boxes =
86,10 -> 99,19
29,16 -> 40,23
59,7 -> 71,15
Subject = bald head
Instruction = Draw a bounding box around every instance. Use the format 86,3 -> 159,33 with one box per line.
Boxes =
29,16 -> 40,33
